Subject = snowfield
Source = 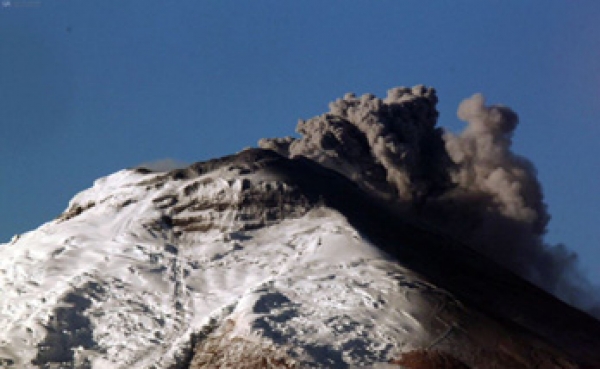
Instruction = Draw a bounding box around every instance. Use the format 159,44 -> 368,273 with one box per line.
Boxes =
0,166 -> 454,367
0,150 -> 595,368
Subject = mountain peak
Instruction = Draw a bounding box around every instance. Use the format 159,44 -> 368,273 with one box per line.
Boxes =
1,88 -> 599,368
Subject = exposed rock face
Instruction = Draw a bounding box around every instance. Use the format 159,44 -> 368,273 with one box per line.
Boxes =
61,149 -> 317,236
188,319 -> 298,369
390,350 -> 471,369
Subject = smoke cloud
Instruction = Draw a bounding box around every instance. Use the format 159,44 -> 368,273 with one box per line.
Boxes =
259,86 -> 600,317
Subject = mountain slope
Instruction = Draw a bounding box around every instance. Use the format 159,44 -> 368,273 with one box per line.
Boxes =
1,148 -> 599,368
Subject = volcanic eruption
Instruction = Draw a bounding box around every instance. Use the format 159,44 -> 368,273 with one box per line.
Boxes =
0,86 -> 598,368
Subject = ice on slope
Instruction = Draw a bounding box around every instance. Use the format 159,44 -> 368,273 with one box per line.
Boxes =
0,166 -> 451,368
0,163 -> 566,368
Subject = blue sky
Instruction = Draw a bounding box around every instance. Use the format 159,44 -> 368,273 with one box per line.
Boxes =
1,2 -> 599,285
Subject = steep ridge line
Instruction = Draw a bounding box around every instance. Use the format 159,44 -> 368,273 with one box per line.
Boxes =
214,147 -> 600,367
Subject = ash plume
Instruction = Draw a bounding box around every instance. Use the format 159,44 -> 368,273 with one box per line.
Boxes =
259,86 -> 600,317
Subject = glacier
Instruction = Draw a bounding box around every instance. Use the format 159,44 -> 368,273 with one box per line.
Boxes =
1,148 -> 598,368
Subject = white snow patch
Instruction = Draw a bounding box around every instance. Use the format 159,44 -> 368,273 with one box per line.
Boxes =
0,167 -> 471,367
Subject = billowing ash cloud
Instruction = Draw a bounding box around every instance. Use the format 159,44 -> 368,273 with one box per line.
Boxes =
259,86 -> 451,201
259,86 -> 600,317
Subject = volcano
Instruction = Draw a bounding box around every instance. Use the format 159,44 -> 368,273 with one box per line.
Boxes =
1,87 -> 599,368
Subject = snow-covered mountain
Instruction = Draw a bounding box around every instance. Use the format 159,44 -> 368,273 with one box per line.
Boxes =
1,148 -> 599,368
2,87 -> 600,368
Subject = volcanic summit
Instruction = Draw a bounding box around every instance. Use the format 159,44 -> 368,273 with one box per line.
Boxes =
1,86 -> 599,368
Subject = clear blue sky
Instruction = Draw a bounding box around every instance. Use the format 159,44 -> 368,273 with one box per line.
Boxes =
1,2 -> 599,285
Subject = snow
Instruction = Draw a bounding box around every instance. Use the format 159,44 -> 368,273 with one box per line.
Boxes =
0,162 -> 570,368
